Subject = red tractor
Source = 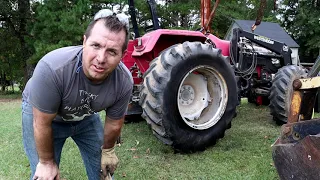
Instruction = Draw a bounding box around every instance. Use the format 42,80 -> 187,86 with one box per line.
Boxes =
122,0 -> 293,152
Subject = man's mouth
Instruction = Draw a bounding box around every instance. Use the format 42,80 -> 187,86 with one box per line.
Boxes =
92,64 -> 105,72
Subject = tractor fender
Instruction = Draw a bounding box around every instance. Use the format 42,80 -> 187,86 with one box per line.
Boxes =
132,29 -> 230,57
207,34 -> 231,56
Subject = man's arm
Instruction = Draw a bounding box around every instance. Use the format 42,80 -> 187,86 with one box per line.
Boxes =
101,116 -> 124,177
33,107 -> 56,162
102,116 -> 124,148
33,107 -> 60,179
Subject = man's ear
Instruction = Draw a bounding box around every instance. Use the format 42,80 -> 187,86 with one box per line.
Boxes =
83,35 -> 87,48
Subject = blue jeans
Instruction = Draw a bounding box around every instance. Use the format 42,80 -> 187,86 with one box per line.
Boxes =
22,101 -> 104,180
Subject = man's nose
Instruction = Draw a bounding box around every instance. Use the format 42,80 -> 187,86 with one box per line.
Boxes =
97,50 -> 106,64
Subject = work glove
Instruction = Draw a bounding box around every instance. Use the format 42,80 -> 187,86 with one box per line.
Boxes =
101,146 -> 119,178
100,172 -> 112,180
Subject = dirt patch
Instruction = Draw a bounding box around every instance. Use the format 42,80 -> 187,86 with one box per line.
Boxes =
0,98 -> 21,103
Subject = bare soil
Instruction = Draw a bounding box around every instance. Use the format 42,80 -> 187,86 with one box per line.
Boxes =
0,98 -> 21,103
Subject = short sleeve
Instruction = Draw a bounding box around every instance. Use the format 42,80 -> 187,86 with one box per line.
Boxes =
29,61 -> 62,114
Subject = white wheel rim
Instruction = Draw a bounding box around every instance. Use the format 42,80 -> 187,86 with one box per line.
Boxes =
177,65 -> 228,130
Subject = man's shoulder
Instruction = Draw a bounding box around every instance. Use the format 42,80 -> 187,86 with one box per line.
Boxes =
41,46 -> 82,70
115,61 -> 133,85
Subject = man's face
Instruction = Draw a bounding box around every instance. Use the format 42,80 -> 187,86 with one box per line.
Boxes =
82,20 -> 126,83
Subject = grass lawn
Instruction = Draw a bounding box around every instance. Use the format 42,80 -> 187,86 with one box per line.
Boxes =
0,97 -> 282,180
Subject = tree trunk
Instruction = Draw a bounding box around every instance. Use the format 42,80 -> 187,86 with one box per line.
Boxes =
0,71 -> 4,92
180,14 -> 189,28
18,0 -> 32,91
8,61 -> 15,93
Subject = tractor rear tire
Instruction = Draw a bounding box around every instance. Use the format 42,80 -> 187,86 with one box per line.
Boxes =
269,65 -> 307,124
139,41 -> 237,153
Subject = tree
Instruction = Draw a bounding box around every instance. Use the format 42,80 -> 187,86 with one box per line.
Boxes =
0,0 -> 33,91
29,0 -> 91,64
156,0 -> 279,38
157,0 -> 200,29
0,0 -> 282,93
0,28 -> 20,92
279,0 -> 320,60
212,0 -> 278,38
29,0 -> 131,64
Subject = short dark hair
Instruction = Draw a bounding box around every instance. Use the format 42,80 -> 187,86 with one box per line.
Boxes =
84,16 -> 129,52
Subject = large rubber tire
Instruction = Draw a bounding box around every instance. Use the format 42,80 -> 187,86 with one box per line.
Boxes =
139,41 -> 238,153
269,65 -> 307,124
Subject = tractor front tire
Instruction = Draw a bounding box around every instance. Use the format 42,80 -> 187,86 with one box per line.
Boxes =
269,65 -> 307,124
139,41 -> 237,153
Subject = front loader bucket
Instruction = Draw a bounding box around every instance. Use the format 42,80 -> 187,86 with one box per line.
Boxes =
272,119 -> 320,180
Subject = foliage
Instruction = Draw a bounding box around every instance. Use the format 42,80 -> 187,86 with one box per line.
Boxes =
0,28 -> 20,91
125,0 -> 279,38
0,0 -> 318,88
212,0 -> 279,38
29,0 -> 92,64
157,0 -> 200,29
0,86 -> 21,98
28,0 -> 131,64
0,0 -> 32,91
279,0 -> 320,58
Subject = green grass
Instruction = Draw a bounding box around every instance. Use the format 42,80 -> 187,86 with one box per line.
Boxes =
0,98 -> 282,179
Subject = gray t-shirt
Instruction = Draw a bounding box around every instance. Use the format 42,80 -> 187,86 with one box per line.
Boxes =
23,46 -> 133,122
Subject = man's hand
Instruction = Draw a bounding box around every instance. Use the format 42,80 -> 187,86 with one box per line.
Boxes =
33,161 -> 60,180
101,116 -> 123,179
101,146 -> 119,177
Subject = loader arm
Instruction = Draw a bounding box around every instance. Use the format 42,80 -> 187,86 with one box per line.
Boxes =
231,28 -> 292,66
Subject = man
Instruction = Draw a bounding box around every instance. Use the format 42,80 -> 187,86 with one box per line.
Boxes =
22,9 -> 132,180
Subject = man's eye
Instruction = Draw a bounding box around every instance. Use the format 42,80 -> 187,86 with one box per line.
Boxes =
92,44 -> 100,49
108,51 -> 117,56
